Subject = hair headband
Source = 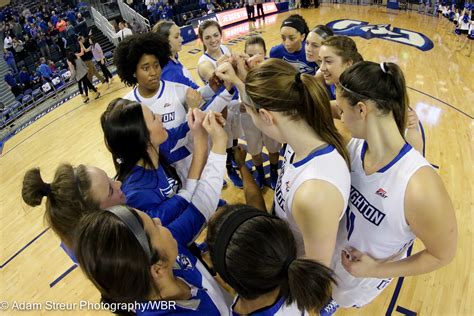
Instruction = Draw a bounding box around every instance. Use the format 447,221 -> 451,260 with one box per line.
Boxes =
281,18 -> 306,34
212,210 -> 274,285
312,27 -> 331,40
105,205 -> 152,261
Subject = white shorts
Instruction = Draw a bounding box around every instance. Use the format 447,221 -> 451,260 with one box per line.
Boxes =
240,112 -> 281,156
225,100 -> 243,147
331,245 -> 394,308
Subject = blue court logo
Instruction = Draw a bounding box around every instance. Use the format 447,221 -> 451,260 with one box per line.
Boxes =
326,19 -> 434,51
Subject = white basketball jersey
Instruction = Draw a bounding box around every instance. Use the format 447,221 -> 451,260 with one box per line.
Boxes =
123,80 -> 188,129
273,144 -> 351,256
198,45 -> 231,68
332,138 -> 432,308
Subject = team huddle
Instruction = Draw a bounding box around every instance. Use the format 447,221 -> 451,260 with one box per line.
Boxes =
21,14 -> 457,316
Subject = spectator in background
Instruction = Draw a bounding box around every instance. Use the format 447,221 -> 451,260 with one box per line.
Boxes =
66,7 -> 77,26
113,21 -> 133,41
11,19 -> 24,41
56,17 -> 67,37
37,57 -> 53,81
51,11 -> 59,27
13,37 -> 27,61
76,35 -> 105,84
255,0 -> 265,20
4,32 -> 14,53
130,18 -> 145,34
67,51 -> 100,103
246,0 -> 255,21
66,20 -> 77,51
3,48 -> 18,74
37,17 -> 49,33
75,12 -> 88,37
30,70 -> 42,89
90,36 -> 113,88
4,70 -> 23,97
37,33 -> 51,60
24,34 -> 38,59
48,60 -> 57,73
19,67 -> 32,90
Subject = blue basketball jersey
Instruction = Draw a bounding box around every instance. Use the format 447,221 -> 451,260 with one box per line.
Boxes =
269,43 -> 317,75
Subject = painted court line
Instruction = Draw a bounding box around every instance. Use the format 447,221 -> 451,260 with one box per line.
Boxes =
0,228 -> 50,269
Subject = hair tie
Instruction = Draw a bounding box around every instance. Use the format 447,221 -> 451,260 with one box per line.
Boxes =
380,62 -> 387,74
295,72 -> 302,84
41,183 -> 51,197
282,255 -> 296,273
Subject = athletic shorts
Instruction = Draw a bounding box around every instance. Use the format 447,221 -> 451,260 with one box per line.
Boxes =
240,113 -> 281,156
225,100 -> 243,146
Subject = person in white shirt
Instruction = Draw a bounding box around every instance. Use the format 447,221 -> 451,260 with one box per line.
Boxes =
114,21 -> 133,41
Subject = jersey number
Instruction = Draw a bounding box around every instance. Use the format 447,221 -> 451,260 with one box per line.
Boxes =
345,206 -> 356,240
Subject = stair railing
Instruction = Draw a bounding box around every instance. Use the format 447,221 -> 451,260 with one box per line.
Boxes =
117,0 -> 151,32
91,6 -> 120,47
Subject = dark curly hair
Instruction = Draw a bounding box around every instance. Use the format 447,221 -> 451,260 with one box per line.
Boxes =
113,33 -> 170,86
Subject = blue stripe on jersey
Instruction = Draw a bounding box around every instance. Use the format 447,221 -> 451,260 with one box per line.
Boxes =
133,81 -> 166,102
204,47 -> 226,62
232,296 -> 286,316
360,142 -> 413,173
158,80 -> 166,98
161,59 -> 200,90
137,245 -> 220,316
326,84 -> 336,100
293,145 -> 335,167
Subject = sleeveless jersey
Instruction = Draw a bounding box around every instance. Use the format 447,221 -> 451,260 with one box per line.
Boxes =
198,45 -> 231,68
123,80 -> 188,129
331,138 -> 432,308
273,144 -> 351,256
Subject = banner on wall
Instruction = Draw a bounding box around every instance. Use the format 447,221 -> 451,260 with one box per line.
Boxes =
188,13 -> 218,28
387,0 -> 399,10
217,2 -> 278,26
180,25 -> 197,43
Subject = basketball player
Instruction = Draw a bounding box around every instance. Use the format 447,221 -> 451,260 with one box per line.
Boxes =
241,35 -> 281,189
21,106 -> 225,247
114,33 -> 203,130
215,59 -> 351,267
304,25 -> 334,66
331,61 -> 457,309
318,36 -> 424,154
197,20 -> 243,189
100,99 -> 224,220
207,204 -> 336,315
269,14 -> 318,74
153,21 -> 236,114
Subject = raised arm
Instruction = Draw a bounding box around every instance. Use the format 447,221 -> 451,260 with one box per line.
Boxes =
233,145 -> 267,212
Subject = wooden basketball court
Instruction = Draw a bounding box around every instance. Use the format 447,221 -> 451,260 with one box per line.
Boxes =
0,4 -> 472,315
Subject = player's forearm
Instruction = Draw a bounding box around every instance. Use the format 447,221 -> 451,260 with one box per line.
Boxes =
371,250 -> 454,278
238,164 -> 266,212
187,136 -> 209,180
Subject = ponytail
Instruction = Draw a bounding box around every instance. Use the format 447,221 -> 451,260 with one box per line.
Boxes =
286,258 -> 335,312
245,59 -> 350,168
339,61 -> 408,135
208,204 -> 336,313
22,164 -> 98,246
